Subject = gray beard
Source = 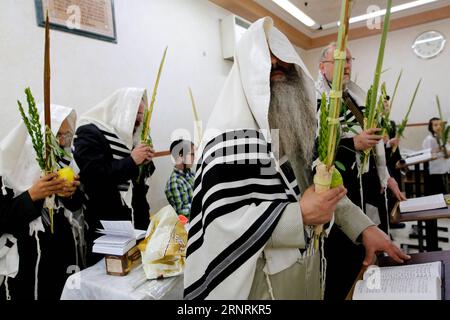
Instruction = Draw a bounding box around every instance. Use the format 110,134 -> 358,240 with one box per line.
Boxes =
268,66 -> 316,189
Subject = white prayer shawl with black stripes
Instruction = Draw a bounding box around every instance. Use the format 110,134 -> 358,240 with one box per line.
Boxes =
0,104 -> 77,299
184,17 -> 321,300
185,130 -> 306,300
76,88 -> 148,210
96,128 -> 133,192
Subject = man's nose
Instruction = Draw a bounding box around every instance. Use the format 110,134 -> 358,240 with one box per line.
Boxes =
345,63 -> 351,73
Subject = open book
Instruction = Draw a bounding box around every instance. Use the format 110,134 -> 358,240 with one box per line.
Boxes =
93,221 -> 146,256
400,194 -> 447,213
403,151 -> 432,165
353,261 -> 443,300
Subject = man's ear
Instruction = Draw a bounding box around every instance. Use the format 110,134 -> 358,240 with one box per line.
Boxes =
319,62 -> 325,73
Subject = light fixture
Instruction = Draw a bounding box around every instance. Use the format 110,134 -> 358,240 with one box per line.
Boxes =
321,0 -> 439,30
413,35 -> 443,45
271,0 -> 317,27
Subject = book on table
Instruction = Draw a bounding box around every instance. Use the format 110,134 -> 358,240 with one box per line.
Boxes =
353,261 -> 443,300
399,194 -> 447,213
403,151 -> 432,165
92,220 -> 146,256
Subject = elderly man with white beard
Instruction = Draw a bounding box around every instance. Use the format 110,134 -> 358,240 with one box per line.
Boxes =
183,17 -> 410,300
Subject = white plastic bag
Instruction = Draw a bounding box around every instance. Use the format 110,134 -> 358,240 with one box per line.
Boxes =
138,205 -> 187,280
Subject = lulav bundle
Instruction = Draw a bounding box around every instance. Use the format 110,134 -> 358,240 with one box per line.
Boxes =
318,92 -> 328,163
137,47 -> 168,183
312,0 -> 352,246
381,70 -> 403,138
435,95 -> 449,157
392,79 -> 422,154
141,46 -> 168,145
361,0 -> 393,172
17,87 -> 46,171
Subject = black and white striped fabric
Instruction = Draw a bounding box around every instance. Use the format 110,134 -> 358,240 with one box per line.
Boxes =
57,155 -> 72,169
184,129 -> 300,300
98,129 -> 132,192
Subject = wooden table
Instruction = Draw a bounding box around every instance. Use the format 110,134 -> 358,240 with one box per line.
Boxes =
390,194 -> 450,251
347,250 -> 450,300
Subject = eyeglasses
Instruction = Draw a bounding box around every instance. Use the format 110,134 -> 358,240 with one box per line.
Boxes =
321,57 -> 355,64
56,132 -> 74,141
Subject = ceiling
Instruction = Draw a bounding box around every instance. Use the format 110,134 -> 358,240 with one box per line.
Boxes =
210,0 -> 450,48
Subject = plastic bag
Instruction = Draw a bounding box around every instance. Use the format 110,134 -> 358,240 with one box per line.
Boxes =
138,205 -> 187,280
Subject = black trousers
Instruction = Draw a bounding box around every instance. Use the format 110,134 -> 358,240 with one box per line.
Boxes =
324,227 -> 365,300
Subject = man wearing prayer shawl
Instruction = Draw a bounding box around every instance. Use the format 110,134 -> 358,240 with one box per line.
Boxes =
0,104 -> 83,300
183,17 -> 410,300
73,88 -> 155,266
315,43 -> 406,300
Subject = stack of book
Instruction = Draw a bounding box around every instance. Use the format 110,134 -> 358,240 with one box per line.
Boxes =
92,221 -> 146,276
93,220 -> 146,255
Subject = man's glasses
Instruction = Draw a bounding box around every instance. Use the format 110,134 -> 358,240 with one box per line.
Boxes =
56,132 -> 74,142
321,57 -> 355,64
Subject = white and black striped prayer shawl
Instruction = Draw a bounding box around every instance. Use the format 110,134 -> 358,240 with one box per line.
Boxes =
57,155 -> 71,168
98,128 -> 132,192
184,129 -> 301,300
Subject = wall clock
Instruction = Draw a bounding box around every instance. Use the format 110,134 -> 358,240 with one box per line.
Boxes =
412,30 -> 446,59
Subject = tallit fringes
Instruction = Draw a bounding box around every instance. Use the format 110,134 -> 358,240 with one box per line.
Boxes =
1,177 -> 7,196
34,231 -> 42,300
320,234 -> 327,300
264,272 -> 275,300
130,207 -> 135,229
4,277 -> 11,300
72,227 -> 79,267
384,191 -> 390,236
359,174 -> 364,211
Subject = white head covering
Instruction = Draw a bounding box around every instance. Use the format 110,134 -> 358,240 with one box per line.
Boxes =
185,17 -> 320,300
76,88 -> 148,150
204,17 -> 315,150
0,104 -> 76,195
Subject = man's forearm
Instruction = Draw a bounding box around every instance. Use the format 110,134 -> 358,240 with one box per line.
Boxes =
267,202 -> 306,249
334,196 -> 375,243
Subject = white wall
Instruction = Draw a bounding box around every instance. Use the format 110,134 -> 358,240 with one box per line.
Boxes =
2,1 -> 449,212
301,18 -> 450,149
0,0 -> 233,212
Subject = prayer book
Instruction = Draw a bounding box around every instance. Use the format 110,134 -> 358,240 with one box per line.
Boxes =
405,148 -> 432,158
403,151 -> 432,165
399,194 -> 447,213
92,221 -> 146,256
353,261 -> 443,300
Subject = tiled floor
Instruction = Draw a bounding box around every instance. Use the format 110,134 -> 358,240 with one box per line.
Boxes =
390,218 -> 450,254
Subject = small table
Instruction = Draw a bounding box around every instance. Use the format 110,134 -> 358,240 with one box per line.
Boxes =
390,194 -> 450,252
61,259 -> 184,300
347,250 -> 450,300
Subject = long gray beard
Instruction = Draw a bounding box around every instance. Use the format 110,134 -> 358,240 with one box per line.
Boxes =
268,66 -> 316,189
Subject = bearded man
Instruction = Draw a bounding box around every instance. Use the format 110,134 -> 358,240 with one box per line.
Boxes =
183,17 -> 409,300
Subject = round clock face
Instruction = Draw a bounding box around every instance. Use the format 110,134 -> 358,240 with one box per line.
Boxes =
412,31 -> 446,59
